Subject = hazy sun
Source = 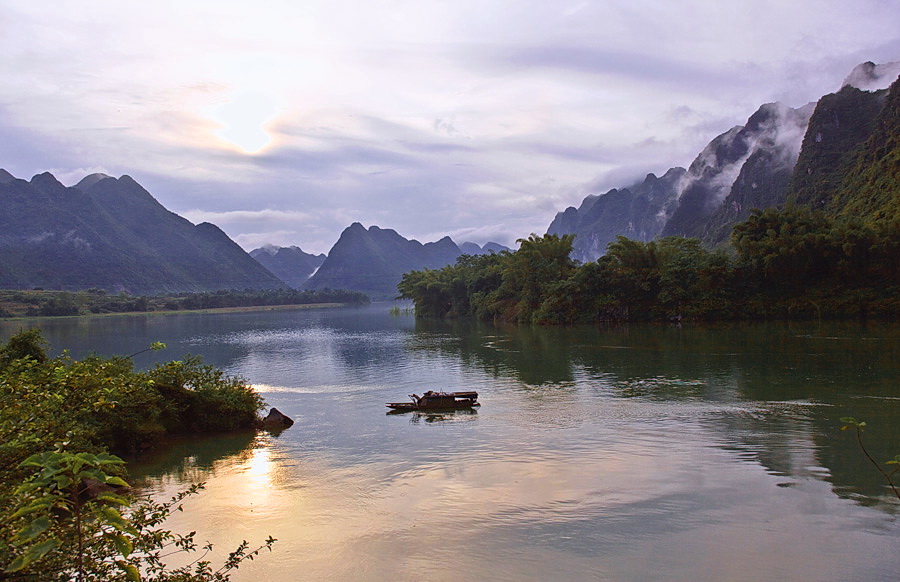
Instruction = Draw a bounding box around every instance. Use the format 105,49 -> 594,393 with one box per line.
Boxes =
212,92 -> 278,154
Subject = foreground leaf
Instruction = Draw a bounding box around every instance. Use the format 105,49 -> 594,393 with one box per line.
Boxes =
5,539 -> 60,572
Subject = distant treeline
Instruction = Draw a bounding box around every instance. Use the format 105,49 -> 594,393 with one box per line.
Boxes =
398,207 -> 900,324
0,288 -> 369,317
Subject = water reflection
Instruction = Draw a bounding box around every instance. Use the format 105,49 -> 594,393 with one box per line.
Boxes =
130,431 -> 257,482
407,318 -> 900,506
7,309 -> 900,580
386,408 -> 480,423
134,403 -> 899,582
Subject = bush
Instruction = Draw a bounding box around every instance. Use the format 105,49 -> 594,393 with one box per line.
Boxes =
0,330 -> 276,580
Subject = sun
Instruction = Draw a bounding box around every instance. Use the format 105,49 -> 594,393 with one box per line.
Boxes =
212,92 -> 278,154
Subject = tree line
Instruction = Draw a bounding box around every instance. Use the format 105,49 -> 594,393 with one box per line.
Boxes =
398,207 -> 900,324
0,288 -> 369,318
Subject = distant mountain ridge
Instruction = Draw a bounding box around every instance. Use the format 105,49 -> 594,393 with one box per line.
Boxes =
301,223 -> 508,299
549,60 -> 899,262
0,167 -> 509,298
0,171 -> 286,293
547,167 -> 686,262
249,245 -> 326,289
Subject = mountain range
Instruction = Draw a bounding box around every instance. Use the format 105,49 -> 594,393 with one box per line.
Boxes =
549,60 -> 900,263
297,224 -> 507,299
0,172 -> 286,294
1,60 -> 896,297
0,169 -> 509,297
249,245 -> 326,289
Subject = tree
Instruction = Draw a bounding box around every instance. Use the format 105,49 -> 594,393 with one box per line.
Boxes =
495,233 -> 576,323
0,328 -> 48,369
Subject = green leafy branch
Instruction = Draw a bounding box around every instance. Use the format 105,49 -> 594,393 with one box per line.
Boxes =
840,416 -> 900,501
126,341 -> 167,360
3,450 -> 277,581
5,450 -> 137,580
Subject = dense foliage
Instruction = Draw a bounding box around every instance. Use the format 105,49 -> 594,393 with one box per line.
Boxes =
0,330 -> 273,580
0,288 -> 369,318
398,209 -> 900,324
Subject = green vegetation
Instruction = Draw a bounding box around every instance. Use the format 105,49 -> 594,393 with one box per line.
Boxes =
398,209 -> 900,324
0,330 -> 274,580
830,80 -> 900,223
0,288 -> 369,318
787,85 -> 888,209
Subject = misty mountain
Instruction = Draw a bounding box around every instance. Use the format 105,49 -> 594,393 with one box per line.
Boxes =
250,245 -> 326,289
547,167 -> 686,263
841,60 -> 900,92
303,223 -> 507,299
685,101 -> 815,244
548,61 -> 898,262
0,171 -> 286,293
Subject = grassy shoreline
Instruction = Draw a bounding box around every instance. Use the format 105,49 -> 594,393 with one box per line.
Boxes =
0,301 -> 350,321
0,288 -> 369,319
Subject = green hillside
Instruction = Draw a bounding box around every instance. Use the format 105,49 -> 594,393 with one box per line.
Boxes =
828,76 -> 900,222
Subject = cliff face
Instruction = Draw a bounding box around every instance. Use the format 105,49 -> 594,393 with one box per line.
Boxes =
786,86 -> 888,209
549,100 -> 815,260
548,168 -> 685,263
829,74 -> 900,222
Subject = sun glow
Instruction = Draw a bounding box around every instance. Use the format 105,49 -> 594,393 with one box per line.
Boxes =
212,92 -> 279,154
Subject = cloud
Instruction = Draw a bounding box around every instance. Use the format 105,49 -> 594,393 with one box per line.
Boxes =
180,208 -> 318,226
492,44 -> 730,87
0,0 -> 898,256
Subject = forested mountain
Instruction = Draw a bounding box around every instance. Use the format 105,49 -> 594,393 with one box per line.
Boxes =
548,61 -> 899,261
249,245 -> 326,289
303,223 -> 507,299
0,172 -> 286,294
787,72 -> 900,223
829,70 -> 900,222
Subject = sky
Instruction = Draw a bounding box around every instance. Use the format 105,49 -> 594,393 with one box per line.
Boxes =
1,1 -> 899,255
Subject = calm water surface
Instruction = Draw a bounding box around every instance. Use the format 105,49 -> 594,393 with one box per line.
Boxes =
4,306 -> 900,581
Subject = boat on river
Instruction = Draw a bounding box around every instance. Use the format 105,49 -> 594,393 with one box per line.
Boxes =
386,390 -> 480,411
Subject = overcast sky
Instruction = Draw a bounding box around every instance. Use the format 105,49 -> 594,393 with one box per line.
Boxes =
1,1 -> 899,254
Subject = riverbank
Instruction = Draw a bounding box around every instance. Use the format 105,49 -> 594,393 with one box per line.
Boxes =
2,302 -> 348,321
0,288 -> 368,318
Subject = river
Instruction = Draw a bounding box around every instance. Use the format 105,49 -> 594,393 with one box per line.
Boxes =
4,305 -> 900,581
